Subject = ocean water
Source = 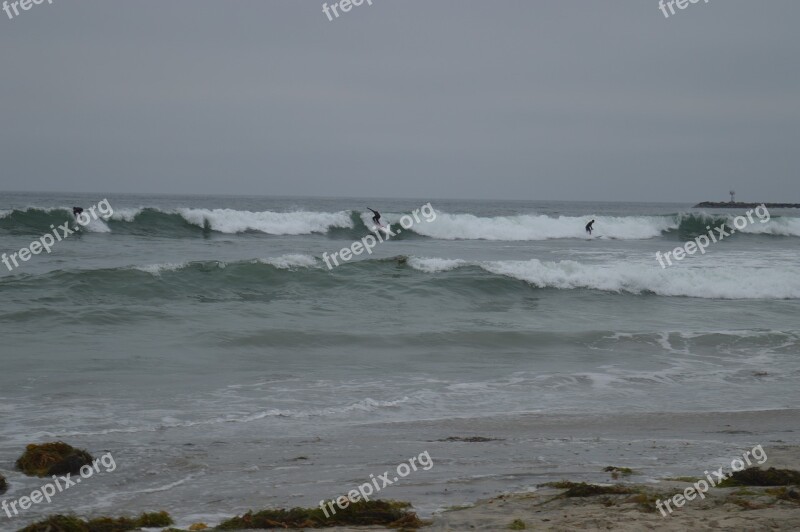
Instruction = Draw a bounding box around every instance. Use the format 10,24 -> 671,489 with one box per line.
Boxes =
1,192 -> 799,528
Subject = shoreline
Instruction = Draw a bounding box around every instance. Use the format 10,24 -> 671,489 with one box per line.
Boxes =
7,411 -> 800,530
192,443 -> 800,530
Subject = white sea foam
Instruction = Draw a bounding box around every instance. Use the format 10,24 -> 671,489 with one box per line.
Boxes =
177,208 -> 353,235
481,259 -> 800,299
79,217 -> 112,233
406,256 -> 800,299
258,254 -> 318,269
407,257 -> 466,273
411,212 -> 676,241
110,208 -> 143,222
736,216 -> 800,236
133,262 -> 188,275
679,211 -> 800,237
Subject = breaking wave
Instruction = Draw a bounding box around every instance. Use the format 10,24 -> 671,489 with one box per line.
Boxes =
1,207 -> 798,240
2,254 -> 799,300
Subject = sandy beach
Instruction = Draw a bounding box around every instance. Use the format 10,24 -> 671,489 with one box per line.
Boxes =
6,410 -> 800,530
136,417 -> 800,530
307,444 -> 800,532
425,480 -> 800,531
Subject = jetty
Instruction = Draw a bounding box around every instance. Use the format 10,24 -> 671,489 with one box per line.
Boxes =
694,201 -> 800,208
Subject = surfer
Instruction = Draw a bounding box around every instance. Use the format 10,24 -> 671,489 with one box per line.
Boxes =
73,207 -> 84,217
367,207 -> 382,227
585,219 -> 595,235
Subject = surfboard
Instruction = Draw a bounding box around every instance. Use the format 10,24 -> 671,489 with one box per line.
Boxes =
72,213 -> 83,231
373,223 -> 391,236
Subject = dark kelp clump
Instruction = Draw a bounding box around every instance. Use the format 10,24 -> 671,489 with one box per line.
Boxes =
436,436 -> 502,443
542,481 -> 636,498
216,500 -> 423,529
717,467 -> 800,487
19,512 -> 173,532
541,481 -> 660,512
15,442 -> 94,477
17,515 -> 88,532
766,486 -> 800,504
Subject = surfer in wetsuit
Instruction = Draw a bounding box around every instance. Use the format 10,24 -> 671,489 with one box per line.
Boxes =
368,208 -> 382,227
73,207 -> 84,217
585,219 -> 595,235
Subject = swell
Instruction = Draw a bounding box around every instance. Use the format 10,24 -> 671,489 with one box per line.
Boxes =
214,328 -> 798,349
213,330 -> 799,363
2,254 -> 799,300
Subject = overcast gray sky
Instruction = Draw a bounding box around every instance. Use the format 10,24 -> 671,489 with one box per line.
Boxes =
1,0 -> 798,202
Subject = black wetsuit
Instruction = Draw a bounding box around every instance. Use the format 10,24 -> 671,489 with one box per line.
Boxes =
73,207 -> 84,217
585,220 -> 595,235
368,208 -> 381,226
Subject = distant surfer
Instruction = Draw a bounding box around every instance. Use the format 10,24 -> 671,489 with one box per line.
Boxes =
585,219 -> 595,235
367,208 -> 382,227
72,207 -> 85,230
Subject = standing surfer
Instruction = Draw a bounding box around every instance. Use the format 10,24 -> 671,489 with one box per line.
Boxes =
367,208 -> 382,227
585,219 -> 595,235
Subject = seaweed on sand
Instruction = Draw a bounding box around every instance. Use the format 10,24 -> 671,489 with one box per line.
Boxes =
216,500 -> 424,529
717,467 -> 800,487
541,481 -> 666,513
436,436 -> 502,443
541,481 -> 636,498
18,512 -> 172,532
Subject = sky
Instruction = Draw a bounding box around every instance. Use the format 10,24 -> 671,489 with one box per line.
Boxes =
0,0 -> 798,203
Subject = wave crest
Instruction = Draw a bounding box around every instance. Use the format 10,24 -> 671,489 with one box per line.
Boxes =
176,208 -> 353,235
3,207 -> 799,240
2,253 -> 799,300
411,212 -> 675,240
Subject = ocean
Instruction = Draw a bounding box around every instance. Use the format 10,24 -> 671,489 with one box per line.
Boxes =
1,192 -> 799,528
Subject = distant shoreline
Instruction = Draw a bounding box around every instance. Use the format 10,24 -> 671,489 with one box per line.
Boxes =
694,201 -> 800,208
